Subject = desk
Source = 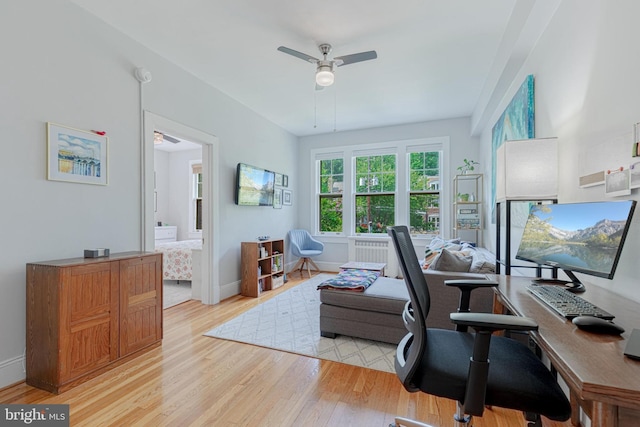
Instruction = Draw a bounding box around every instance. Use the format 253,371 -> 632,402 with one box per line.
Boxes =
492,275 -> 640,427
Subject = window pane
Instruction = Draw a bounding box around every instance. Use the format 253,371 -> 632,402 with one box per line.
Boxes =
320,159 -> 332,175
355,154 -> 396,194
320,159 -> 344,194
355,194 -> 395,234
409,151 -> 440,191
410,152 -> 424,169
319,157 -> 344,232
320,176 -> 331,193
381,171 -> 395,192
409,193 -> 440,234
320,196 -> 342,232
195,198 -> 202,230
332,158 -> 343,175
196,173 -> 203,198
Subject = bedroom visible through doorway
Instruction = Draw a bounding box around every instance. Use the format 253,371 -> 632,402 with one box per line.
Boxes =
153,131 -> 203,309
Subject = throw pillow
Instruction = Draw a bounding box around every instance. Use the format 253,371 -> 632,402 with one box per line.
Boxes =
422,250 -> 440,269
428,248 -> 473,272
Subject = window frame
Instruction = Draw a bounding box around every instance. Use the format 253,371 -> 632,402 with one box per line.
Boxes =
312,138 -> 450,239
189,160 -> 203,236
407,149 -> 442,236
353,153 -> 397,235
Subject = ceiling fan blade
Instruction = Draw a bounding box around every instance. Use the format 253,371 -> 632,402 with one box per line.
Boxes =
277,46 -> 319,64
163,134 -> 180,144
334,50 -> 377,67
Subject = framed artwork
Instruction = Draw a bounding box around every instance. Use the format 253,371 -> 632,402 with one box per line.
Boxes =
491,74 -> 535,219
274,173 -> 283,187
283,189 -> 292,205
47,122 -> 108,185
631,162 -> 640,189
273,188 -> 282,209
605,169 -> 631,197
283,174 -> 289,187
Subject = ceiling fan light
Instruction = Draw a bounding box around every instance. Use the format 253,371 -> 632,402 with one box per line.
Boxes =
316,66 -> 334,86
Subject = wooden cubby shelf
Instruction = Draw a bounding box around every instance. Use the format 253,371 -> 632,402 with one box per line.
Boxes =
241,239 -> 285,297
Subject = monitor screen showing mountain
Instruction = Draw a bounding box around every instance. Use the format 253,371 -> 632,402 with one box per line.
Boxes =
516,200 -> 636,281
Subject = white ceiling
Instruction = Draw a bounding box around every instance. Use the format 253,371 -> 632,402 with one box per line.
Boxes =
71,0 -> 559,137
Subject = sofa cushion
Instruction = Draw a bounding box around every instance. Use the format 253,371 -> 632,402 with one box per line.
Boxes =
469,247 -> 497,273
320,277 -> 408,315
428,248 -> 473,272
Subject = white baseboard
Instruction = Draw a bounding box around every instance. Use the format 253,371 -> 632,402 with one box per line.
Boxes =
0,354 -> 26,389
220,280 -> 241,301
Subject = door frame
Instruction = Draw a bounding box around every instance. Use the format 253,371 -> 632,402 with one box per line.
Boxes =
142,111 -> 221,304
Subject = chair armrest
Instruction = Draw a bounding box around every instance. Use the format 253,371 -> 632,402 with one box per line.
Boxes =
310,240 -> 324,250
450,312 -> 538,332
445,279 -> 499,328
445,279 -> 498,290
450,312 -> 538,416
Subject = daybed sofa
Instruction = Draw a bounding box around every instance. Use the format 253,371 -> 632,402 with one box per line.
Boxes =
319,238 -> 497,345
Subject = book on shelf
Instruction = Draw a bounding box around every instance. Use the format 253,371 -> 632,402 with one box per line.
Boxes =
457,208 -> 477,214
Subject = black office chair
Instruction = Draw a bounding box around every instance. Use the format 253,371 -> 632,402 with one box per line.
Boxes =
387,226 -> 571,427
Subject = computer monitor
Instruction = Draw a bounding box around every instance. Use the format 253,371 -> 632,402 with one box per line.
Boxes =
515,200 -> 636,293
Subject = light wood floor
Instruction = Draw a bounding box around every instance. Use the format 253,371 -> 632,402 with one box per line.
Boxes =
1,274 -> 572,427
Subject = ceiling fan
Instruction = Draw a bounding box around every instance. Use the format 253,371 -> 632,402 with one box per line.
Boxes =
277,43 -> 377,88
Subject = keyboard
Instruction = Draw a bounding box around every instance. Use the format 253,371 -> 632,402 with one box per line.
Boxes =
527,284 -> 615,320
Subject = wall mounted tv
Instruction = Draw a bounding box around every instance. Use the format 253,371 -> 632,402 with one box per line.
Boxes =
235,163 -> 275,206
516,200 -> 636,292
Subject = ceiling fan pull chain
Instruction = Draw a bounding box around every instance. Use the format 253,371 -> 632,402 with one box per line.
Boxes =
314,90 -> 317,129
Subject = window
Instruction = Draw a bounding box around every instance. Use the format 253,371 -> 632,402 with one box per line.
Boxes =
354,154 -> 396,234
408,151 -> 441,234
192,163 -> 202,231
313,138 -> 448,237
318,158 -> 343,233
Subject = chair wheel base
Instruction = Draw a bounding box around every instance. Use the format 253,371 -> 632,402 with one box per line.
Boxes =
390,417 -> 433,427
524,411 -> 542,427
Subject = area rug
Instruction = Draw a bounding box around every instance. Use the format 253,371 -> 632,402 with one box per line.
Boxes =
204,274 -> 397,373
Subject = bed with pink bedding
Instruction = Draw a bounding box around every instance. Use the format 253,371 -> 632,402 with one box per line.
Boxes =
154,239 -> 201,281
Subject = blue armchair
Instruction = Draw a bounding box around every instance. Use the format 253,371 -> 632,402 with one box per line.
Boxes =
288,229 -> 324,278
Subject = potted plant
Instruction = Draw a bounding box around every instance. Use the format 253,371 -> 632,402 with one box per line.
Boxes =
457,192 -> 470,202
457,159 -> 479,174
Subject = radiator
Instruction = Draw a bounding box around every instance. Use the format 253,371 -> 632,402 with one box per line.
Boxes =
347,237 -> 400,278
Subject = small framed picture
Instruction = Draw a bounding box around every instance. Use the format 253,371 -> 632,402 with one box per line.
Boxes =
283,174 -> 289,187
283,189 -> 292,206
47,122 -> 108,185
273,188 -> 283,209
604,168 -> 631,197
274,173 -> 283,187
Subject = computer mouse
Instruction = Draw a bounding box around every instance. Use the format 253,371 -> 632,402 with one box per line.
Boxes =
572,316 -> 625,335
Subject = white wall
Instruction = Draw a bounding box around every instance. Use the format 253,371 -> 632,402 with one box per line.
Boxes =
297,117 -> 480,268
154,150 -> 170,225
154,148 -> 203,241
0,1 -> 297,388
479,0 -> 640,302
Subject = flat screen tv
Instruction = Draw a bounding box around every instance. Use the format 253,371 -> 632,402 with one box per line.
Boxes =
516,200 -> 636,293
235,163 -> 275,206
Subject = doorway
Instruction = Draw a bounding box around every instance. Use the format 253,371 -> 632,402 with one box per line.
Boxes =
143,111 -> 221,305
154,134 -> 201,308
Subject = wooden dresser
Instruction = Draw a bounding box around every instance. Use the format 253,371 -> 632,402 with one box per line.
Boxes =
26,252 -> 163,393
